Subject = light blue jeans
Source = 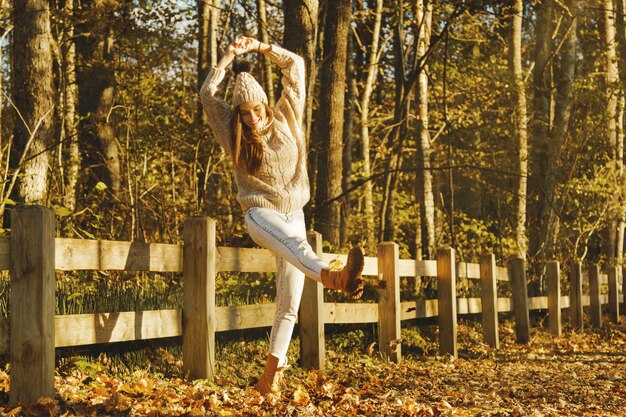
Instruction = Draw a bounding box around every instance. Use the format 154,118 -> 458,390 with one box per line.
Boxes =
245,207 -> 327,366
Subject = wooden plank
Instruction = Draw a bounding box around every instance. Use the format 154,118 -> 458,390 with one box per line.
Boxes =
570,263 -> 584,330
457,298 -> 482,314
216,246 -> 275,272
10,206 -> 56,406
55,309 -> 182,347
589,265 -> 602,329
509,257 -> 530,343
299,232 -> 325,370
480,254 -> 499,348
0,236 -> 9,271
437,248 -> 457,358
400,300 -> 438,320
608,266 -> 620,323
458,262 -> 480,280
378,242 -> 401,363
182,217 -> 216,381
324,303 -> 378,324
397,259 -> 438,277
496,266 -> 509,281
55,238 -> 182,272
216,304 -> 276,331
547,261 -> 562,336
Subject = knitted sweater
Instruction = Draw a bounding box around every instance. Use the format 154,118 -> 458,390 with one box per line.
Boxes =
199,45 -> 310,214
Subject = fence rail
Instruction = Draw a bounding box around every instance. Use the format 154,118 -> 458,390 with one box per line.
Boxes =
3,205 -> 625,405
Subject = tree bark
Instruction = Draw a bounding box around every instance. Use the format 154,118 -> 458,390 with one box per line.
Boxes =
529,0 -> 553,259
283,0 -> 319,149
197,0 -> 220,125
601,0 -> 621,265
12,0 -> 54,203
416,0 -> 434,260
359,0 -> 383,252
62,0 -> 81,211
315,0 -> 351,247
615,0 -> 626,262
509,0 -> 529,258
76,0 -> 121,197
257,0 -> 275,107
380,0 -> 419,242
341,32 -> 357,247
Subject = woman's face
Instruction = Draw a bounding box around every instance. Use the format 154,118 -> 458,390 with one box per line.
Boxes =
239,102 -> 267,131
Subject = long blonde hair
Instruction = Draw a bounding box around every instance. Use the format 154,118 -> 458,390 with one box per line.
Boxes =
230,104 -> 272,175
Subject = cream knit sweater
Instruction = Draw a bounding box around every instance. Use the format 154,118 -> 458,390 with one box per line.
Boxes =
199,45 -> 310,214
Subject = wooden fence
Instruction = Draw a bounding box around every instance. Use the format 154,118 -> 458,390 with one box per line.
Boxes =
4,205 -> 625,405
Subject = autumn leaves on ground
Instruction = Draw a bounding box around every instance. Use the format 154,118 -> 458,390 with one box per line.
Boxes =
1,318 -> 625,417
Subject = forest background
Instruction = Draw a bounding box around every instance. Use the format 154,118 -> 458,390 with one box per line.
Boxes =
4,0 -> 626,297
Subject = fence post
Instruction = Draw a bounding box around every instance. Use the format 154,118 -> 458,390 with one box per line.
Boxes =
9,205 -> 56,406
608,266 -> 620,323
623,266 -> 626,315
509,257 -> 530,343
378,242 -> 401,363
479,253 -> 499,348
437,248 -> 457,358
569,262 -> 583,330
299,231 -> 325,370
589,265 -> 602,329
546,261 -> 562,336
183,216 -> 216,380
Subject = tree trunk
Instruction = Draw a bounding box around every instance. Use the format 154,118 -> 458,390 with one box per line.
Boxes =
380,0 -> 419,242
530,0 -> 576,273
509,0 -> 529,259
529,0 -> 553,260
12,0 -> 54,203
76,0 -> 121,197
416,0 -> 434,260
615,0 -> 626,263
359,0 -> 383,252
341,32 -> 357,247
315,0 -> 351,247
601,0 -> 621,265
63,0 -> 81,211
283,0 -> 319,148
197,0 -> 220,124
542,0 -> 576,261
257,0 -> 275,106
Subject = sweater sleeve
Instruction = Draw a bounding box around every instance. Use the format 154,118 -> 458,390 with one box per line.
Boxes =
199,66 -> 233,153
266,45 -> 306,133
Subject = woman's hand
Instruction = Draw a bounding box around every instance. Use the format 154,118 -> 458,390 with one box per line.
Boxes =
228,36 -> 262,56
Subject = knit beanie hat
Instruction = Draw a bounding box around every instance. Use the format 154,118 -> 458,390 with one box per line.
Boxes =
232,72 -> 268,108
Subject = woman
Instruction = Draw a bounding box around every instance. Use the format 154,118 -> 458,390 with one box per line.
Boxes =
199,36 -> 364,395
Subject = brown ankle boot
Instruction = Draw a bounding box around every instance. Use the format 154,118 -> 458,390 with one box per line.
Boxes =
256,354 -> 280,395
321,247 -> 364,298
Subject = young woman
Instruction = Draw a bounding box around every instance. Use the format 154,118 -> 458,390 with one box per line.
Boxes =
199,36 -> 364,395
